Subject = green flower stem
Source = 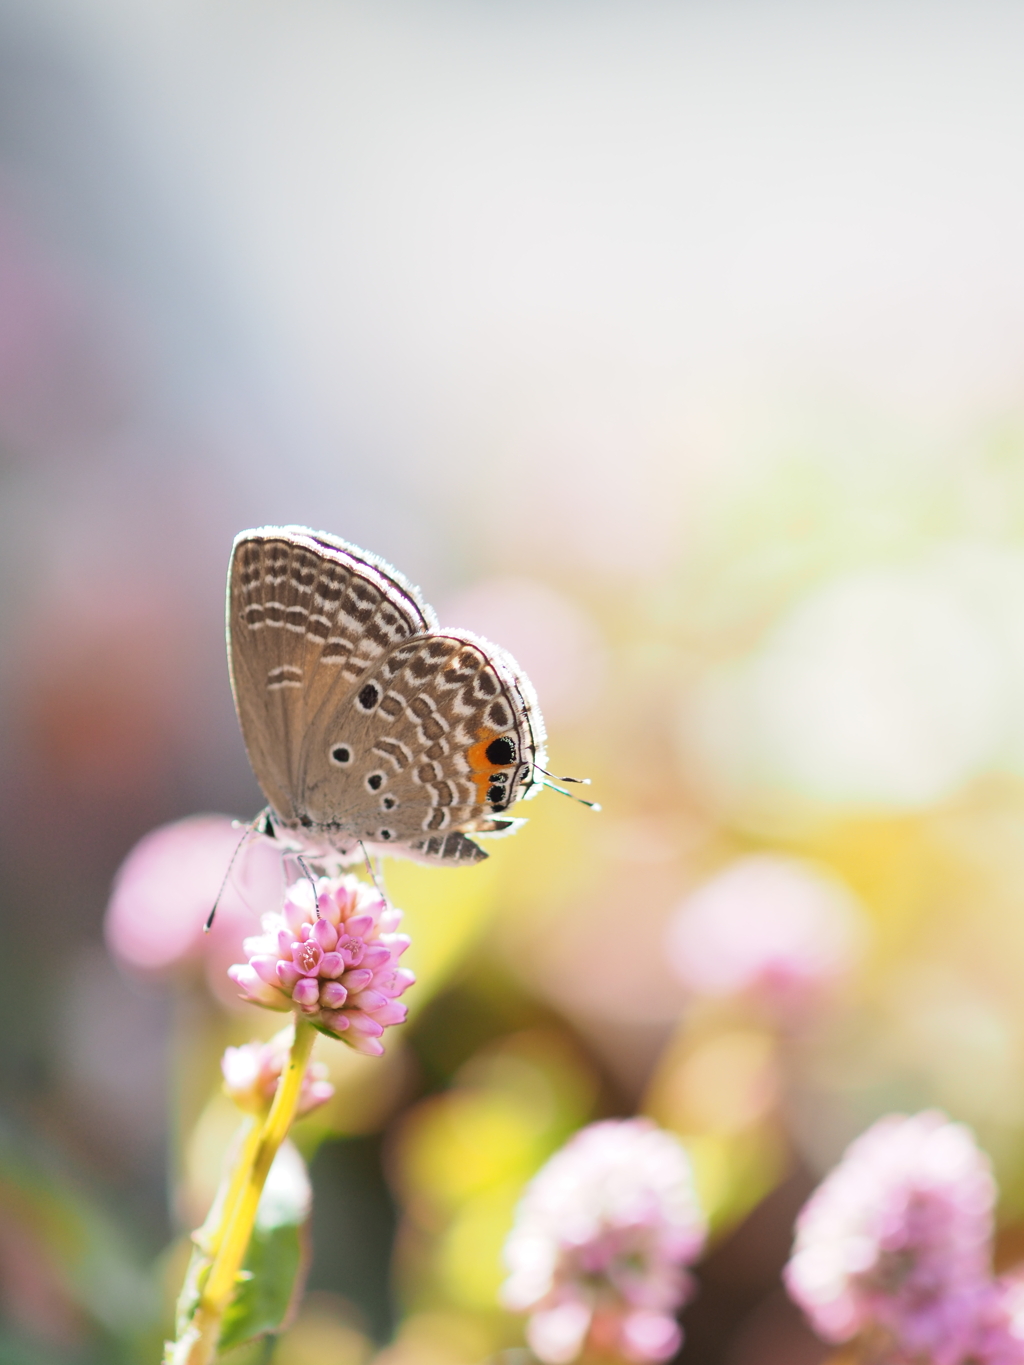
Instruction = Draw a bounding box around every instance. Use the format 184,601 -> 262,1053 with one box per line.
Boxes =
179,1018 -> 317,1365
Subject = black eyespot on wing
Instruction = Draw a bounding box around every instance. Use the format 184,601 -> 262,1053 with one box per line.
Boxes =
379,828 -> 393,841
358,683 -> 380,711
487,785 -> 506,804
485,735 -> 517,766
382,795 -> 396,810
366,772 -> 384,791
299,814 -> 313,828
331,745 -> 352,765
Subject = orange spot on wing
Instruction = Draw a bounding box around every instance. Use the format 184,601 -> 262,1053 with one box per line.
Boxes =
467,728 -> 501,804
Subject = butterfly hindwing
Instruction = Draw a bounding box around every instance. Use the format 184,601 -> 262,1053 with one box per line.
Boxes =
299,631 -> 544,862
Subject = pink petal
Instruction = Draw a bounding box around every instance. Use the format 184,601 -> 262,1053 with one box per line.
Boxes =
292,940 -> 323,975
228,965 -> 288,1009
619,1313 -> 681,1363
292,978 -> 319,1008
372,1000 -> 407,1026
250,955 -> 280,986
227,963 -> 259,994
528,1303 -> 592,1364
348,989 -> 388,1012
276,961 -> 301,989
319,981 -> 348,1009
381,933 -> 411,959
372,966 -> 415,997
345,1033 -> 385,1056
360,944 -> 391,970
320,1009 -> 350,1033
319,952 -> 344,978
276,929 -> 293,957
346,914 -> 375,939
345,1012 -> 384,1037
312,918 -> 338,951
284,898 -> 311,934
319,895 -> 343,927
303,1080 -> 336,1111
341,968 -> 374,992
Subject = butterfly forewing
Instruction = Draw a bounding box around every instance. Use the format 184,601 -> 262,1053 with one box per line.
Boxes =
228,528 -> 433,824
227,527 -> 547,865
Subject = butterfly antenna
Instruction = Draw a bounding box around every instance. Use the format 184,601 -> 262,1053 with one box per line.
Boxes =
358,841 -> 389,902
536,765 -> 592,786
295,855 -> 321,917
539,778 -> 601,811
205,811 -> 267,931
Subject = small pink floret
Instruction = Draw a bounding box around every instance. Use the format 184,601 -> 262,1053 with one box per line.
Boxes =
221,1029 -> 334,1118
292,978 -> 320,1008
319,981 -> 348,1009
312,918 -> 337,951
293,940 -> 323,975
337,934 -> 365,966
276,961 -> 300,989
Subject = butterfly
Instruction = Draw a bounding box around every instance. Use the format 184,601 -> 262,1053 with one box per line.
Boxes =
227,525 -> 549,865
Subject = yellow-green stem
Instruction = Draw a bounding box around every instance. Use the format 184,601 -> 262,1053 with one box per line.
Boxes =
183,1018 -> 317,1365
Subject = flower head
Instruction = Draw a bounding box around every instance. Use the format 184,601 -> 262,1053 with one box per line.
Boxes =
227,874 -> 414,1056
784,1110 -> 997,1365
221,1028 -> 335,1118
501,1118 -> 707,1364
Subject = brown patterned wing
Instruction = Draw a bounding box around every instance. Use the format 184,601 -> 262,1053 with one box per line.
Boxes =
227,526 -> 435,829
298,630 -> 548,865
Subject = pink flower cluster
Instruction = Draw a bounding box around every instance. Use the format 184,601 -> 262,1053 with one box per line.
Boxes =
501,1119 -> 707,1364
784,1110 -> 1024,1364
227,874 -> 414,1056
221,1029 -> 335,1118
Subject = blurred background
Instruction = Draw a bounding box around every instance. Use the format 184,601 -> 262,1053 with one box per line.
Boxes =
4,1 -> 1024,1361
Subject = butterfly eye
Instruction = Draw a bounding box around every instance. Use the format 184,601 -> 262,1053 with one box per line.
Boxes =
330,745 -> 353,766
366,771 -> 386,792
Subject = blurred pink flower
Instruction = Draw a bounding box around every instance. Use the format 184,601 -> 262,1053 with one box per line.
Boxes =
666,854 -> 866,1011
104,814 -> 283,994
221,1028 -> 334,1118
228,874 -> 414,1056
784,1110 -> 997,1365
501,1118 -> 707,1364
